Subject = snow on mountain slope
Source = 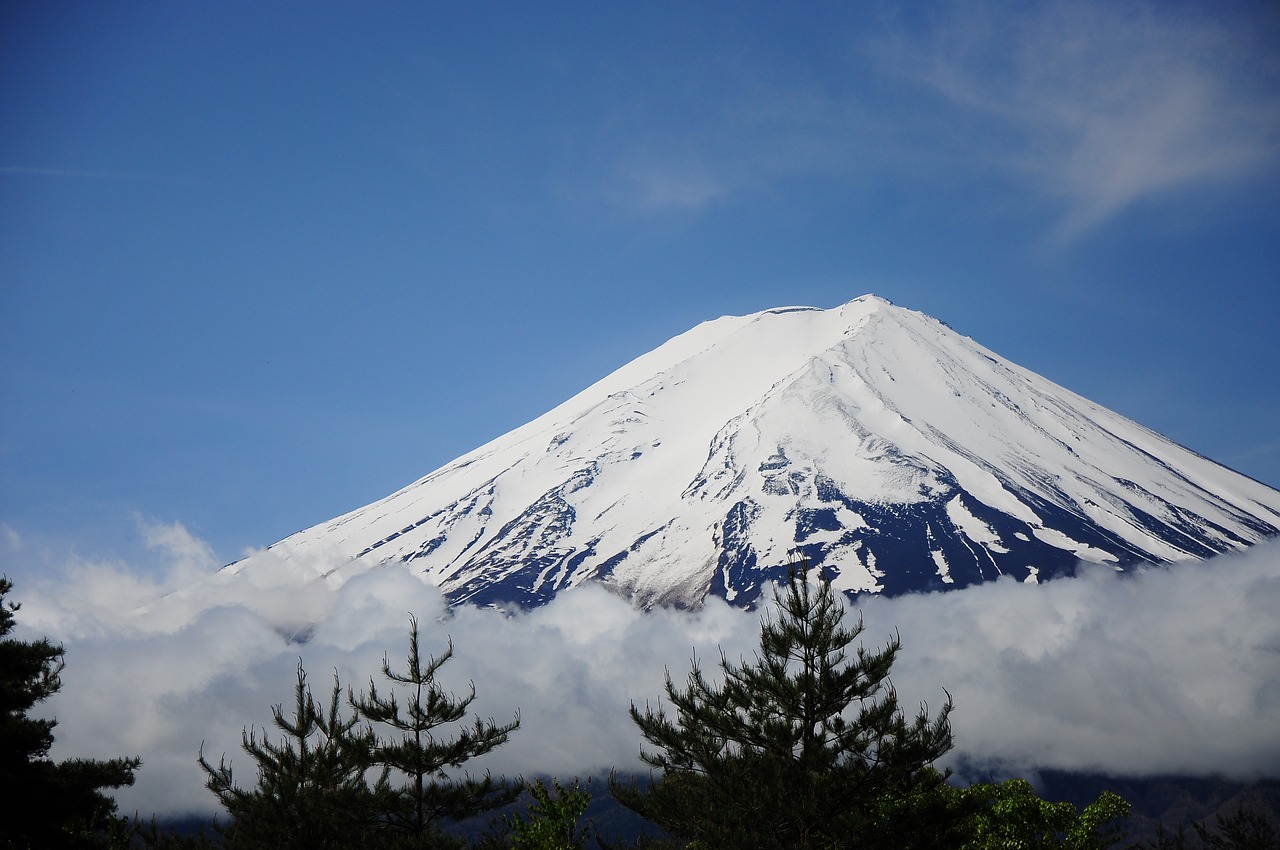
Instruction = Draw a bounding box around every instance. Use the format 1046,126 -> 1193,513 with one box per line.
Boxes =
223,295 -> 1280,609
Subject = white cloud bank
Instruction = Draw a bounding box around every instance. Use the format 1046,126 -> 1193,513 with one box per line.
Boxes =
10,522 -> 1280,817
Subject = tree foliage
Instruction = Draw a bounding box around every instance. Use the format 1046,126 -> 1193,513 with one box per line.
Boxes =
0,576 -> 141,850
1193,807 -> 1280,850
350,615 -> 521,841
199,661 -> 389,849
1137,805 -> 1279,850
612,560 -> 957,850
958,777 -> 1130,850
505,778 -> 594,850
199,615 -> 519,848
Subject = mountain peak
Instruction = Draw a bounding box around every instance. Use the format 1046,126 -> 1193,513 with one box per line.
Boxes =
758,293 -> 895,317
225,297 -> 1280,609
850,292 -> 894,307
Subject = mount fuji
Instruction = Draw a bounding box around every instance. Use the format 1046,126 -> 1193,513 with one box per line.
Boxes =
223,295 -> 1280,609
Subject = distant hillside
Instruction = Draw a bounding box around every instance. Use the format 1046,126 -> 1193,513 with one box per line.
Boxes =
1035,771 -> 1280,846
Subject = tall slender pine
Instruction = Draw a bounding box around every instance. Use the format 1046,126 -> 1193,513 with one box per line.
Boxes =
350,615 -> 520,841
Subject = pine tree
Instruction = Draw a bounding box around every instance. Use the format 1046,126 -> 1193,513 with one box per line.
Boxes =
0,576 -> 141,850
350,615 -> 521,843
612,559 -> 957,850
199,661 -> 390,849
1193,806 -> 1280,850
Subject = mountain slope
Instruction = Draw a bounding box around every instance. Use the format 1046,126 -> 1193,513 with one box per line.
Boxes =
224,295 -> 1280,608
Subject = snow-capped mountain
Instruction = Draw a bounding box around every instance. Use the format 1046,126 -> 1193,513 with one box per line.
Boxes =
224,295 -> 1280,609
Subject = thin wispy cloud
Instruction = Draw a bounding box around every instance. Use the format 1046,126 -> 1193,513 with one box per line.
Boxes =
871,1 -> 1280,240
604,75 -> 887,216
13,520 -> 1280,817
1,166 -> 143,180
616,161 -> 732,213
602,2 -> 1280,239
0,165 -> 197,189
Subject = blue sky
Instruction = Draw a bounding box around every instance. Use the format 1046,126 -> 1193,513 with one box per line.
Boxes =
3,0 -> 1279,579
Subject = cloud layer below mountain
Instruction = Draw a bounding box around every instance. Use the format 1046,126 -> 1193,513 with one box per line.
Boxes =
12,521 -> 1280,817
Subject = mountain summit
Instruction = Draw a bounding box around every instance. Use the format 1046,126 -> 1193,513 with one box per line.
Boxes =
226,295 -> 1280,608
